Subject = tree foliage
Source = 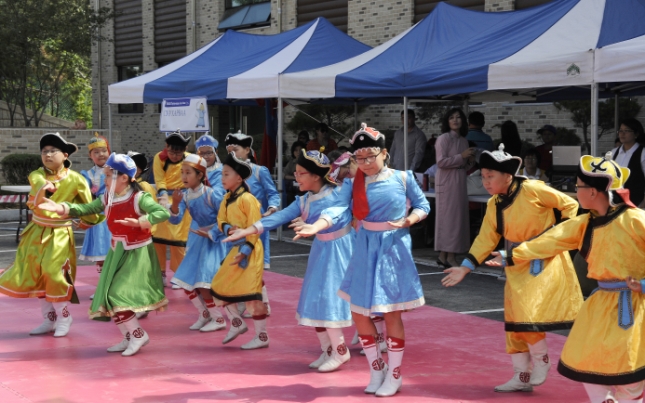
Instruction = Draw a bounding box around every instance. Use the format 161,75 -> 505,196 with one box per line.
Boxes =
555,98 -> 642,150
0,0 -> 114,126
285,104 -> 367,146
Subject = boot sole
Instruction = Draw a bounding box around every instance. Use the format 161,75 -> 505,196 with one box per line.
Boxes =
494,387 -> 534,393
240,343 -> 269,350
222,327 -> 248,344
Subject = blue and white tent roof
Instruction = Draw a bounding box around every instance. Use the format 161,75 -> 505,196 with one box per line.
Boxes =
108,18 -> 370,104
280,0 -> 645,101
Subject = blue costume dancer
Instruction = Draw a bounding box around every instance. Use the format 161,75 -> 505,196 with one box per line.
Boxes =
294,123 -> 430,396
195,134 -> 223,188
169,154 -> 228,333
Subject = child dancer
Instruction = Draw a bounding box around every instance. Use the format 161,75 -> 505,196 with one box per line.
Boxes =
79,134 -> 112,287
225,131 -> 279,312
210,152 -> 269,350
0,133 -> 101,337
442,144 -> 583,392
169,154 -> 227,332
490,153 -> 645,403
39,153 -> 169,356
294,123 -> 430,396
128,151 -> 156,198
153,130 -> 192,287
195,134 -> 223,189
225,150 -> 354,372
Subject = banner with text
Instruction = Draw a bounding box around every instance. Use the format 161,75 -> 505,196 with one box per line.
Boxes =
160,97 -> 209,132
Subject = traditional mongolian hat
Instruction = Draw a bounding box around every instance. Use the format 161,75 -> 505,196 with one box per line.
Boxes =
40,132 -> 78,156
127,151 -> 149,174
183,153 -> 208,175
577,151 -> 634,207
296,149 -> 334,184
105,153 -> 137,179
349,123 -> 385,153
195,134 -> 219,151
223,151 -> 252,181
224,131 -> 253,149
87,132 -> 110,154
479,143 -> 522,176
165,129 -> 191,148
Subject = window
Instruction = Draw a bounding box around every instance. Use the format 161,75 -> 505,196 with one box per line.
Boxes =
219,0 -> 271,31
154,0 -> 187,64
118,66 -> 144,114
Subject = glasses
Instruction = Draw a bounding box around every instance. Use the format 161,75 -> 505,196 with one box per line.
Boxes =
167,150 -> 184,156
354,155 -> 379,165
575,184 -> 592,191
617,129 -> 634,135
198,151 -> 215,157
41,149 -> 61,156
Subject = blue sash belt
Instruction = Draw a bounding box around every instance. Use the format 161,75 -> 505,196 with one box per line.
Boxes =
597,281 -> 633,330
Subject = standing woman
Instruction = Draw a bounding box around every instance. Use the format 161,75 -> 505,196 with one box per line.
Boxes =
435,108 -> 475,268
612,117 -> 645,208
293,123 -> 430,397
500,121 -> 523,158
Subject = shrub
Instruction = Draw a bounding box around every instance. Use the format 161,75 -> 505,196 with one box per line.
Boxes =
1,154 -> 42,185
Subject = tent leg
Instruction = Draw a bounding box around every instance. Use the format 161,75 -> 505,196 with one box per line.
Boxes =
615,93 -> 620,134
108,104 -> 112,147
277,97 -> 284,242
591,83 -> 599,156
463,97 -> 469,115
403,97 -> 408,170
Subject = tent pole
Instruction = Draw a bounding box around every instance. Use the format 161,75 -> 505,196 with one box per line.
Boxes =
463,96 -> 469,115
354,101 -> 358,131
591,83 -> 599,156
108,103 -> 113,148
403,97 -> 408,170
277,97 -> 284,241
615,93 -> 620,134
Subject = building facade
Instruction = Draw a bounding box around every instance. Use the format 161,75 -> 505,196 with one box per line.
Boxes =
92,0 -> 618,159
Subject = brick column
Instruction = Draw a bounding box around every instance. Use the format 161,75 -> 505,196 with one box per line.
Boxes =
348,0 -> 414,47
142,0 -> 156,115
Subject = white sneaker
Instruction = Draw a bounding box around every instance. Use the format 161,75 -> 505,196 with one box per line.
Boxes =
122,328 -> 149,357
107,337 -> 129,353
222,319 -> 248,344
375,369 -> 403,397
365,363 -> 388,394
53,312 -> 72,338
89,293 -> 94,300
200,317 -> 226,332
318,350 -> 350,373
309,348 -> 331,369
189,312 -> 211,330
240,332 -> 269,350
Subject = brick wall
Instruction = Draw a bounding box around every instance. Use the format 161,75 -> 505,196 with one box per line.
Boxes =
348,0 -> 414,47
485,0 -> 514,11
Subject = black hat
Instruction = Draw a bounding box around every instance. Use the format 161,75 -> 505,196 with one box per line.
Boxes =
165,130 -> 190,148
224,131 -> 253,149
127,151 -> 149,174
349,123 -> 385,152
479,144 -> 522,175
223,151 -> 252,180
40,132 -> 78,156
296,150 -> 333,184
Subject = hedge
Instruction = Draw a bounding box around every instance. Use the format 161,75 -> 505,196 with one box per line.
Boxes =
1,154 -> 42,185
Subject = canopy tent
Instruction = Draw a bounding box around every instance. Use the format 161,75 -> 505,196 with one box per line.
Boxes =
280,0 -> 645,156
108,17 -> 370,104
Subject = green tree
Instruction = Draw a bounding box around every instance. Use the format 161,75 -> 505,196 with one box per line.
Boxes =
285,104 -> 367,146
555,98 -> 641,151
0,0 -> 114,126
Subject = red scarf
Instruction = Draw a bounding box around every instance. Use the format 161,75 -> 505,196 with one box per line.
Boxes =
616,188 -> 637,208
352,170 -> 370,221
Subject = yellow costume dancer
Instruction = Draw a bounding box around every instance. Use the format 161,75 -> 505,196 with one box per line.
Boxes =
212,152 -> 268,350
442,144 -> 583,393
509,153 -> 645,403
152,131 -> 191,282
0,133 -> 101,337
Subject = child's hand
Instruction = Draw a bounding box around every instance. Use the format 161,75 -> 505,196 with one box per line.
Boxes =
171,190 -> 183,206
227,225 -> 238,236
42,181 -> 57,194
288,217 -> 305,228
388,216 -> 417,228
441,266 -> 471,287
627,276 -> 643,293
190,228 -> 210,238
262,207 -> 277,217
38,198 -> 66,215
114,218 -> 142,227
293,223 -> 317,240
230,253 -> 245,266
223,227 -> 256,243
486,252 -> 504,267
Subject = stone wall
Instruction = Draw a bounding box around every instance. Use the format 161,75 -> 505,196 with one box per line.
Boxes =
0,101 -> 75,129
0,129 -> 122,178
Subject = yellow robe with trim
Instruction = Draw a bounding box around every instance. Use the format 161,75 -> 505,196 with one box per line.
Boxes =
0,167 -> 101,302
138,178 -> 158,233
152,152 -> 191,244
513,206 -> 645,384
467,179 -> 583,331
211,187 -> 264,303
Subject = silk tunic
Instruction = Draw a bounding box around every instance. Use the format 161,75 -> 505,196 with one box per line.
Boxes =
464,179 -> 583,332
256,185 -> 354,328
79,165 -> 111,261
511,205 -> 645,385
152,152 -> 191,246
246,163 -> 280,269
0,167 -> 101,302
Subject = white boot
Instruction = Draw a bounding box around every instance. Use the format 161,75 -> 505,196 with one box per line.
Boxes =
494,352 -> 534,393
122,317 -> 149,357
136,311 -> 148,319
309,330 -> 332,369
52,302 -> 72,338
262,285 -> 271,316
375,336 -> 404,397
528,339 -> 551,386
200,301 -> 226,332
222,304 -> 248,344
359,334 -> 387,394
318,328 -> 350,372
30,299 -> 57,335
374,318 -> 388,353
240,315 -> 269,350
583,383 -> 616,403
239,301 -> 251,318
187,292 -> 211,330
351,329 -> 360,345
107,323 -> 130,353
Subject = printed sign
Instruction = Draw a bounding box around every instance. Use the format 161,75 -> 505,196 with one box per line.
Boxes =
160,97 -> 209,132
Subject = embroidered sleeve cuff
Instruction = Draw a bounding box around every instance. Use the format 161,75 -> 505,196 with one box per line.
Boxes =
239,243 -> 254,257
461,258 -> 476,271
410,208 -> 427,221
319,214 -> 333,228
222,223 -> 232,235
157,189 -> 167,196
253,221 -> 265,235
267,206 -> 279,211
498,250 -> 509,268
138,216 -> 152,229
60,203 -> 71,217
